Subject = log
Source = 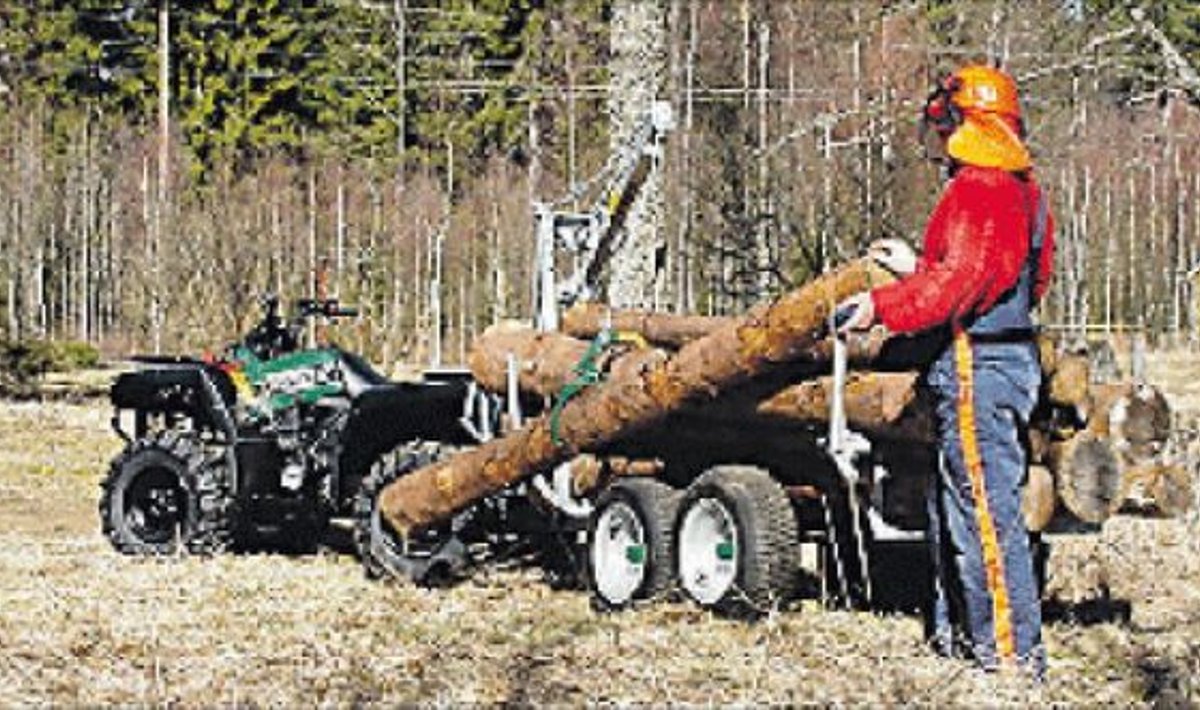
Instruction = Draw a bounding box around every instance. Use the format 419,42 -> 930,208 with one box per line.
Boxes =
1046,351 -> 1090,413
1021,464 -> 1056,532
562,303 -> 734,349
470,324 -> 890,401
468,325 -> 674,400
754,371 -> 933,441
379,259 -> 896,534
1117,463 -> 1194,518
1036,335 -> 1058,376
467,323 -> 594,399
1085,382 -> 1172,463
466,321 -> 1178,529
1050,431 -> 1123,524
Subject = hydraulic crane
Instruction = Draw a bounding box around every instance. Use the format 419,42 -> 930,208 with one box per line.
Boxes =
532,101 -> 675,331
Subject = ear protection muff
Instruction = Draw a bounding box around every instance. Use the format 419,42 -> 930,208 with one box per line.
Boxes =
919,75 -> 963,138
918,75 -> 962,165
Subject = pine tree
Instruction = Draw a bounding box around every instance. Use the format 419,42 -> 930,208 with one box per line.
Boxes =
299,1 -> 401,159
171,0 -> 313,173
405,0 -> 539,183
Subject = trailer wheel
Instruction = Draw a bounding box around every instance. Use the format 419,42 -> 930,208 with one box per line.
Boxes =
587,477 -> 681,610
676,465 -> 799,616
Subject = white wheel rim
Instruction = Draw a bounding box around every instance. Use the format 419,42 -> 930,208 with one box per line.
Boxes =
678,497 -> 738,606
591,501 -> 647,605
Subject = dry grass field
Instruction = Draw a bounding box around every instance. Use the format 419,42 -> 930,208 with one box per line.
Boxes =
1,361 -> 1198,705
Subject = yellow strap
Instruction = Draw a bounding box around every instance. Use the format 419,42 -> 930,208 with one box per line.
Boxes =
611,330 -> 649,349
953,331 -> 1017,664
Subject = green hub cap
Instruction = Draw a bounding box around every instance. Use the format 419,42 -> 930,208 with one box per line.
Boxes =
716,540 -> 735,561
625,544 -> 646,564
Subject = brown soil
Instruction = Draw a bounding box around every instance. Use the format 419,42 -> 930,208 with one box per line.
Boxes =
0,376 -> 1197,705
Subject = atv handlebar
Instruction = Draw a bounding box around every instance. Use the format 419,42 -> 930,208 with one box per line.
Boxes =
236,294 -> 360,361
296,298 -> 359,320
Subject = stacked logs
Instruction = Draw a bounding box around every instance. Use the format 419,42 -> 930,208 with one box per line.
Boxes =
377,259 -> 1188,535
470,307 -> 1189,529
379,259 -> 895,535
1043,371 -> 1187,524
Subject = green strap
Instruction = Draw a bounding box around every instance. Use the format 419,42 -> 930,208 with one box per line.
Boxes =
549,328 -> 612,447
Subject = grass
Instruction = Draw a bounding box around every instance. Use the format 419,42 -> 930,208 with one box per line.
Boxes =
0,371 -> 1197,704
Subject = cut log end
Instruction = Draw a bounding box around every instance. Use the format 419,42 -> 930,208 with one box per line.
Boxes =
1117,463 -> 1194,518
1052,432 -> 1122,524
1021,464 -> 1056,532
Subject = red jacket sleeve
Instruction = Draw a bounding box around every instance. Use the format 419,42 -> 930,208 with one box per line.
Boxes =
870,168 -> 1037,334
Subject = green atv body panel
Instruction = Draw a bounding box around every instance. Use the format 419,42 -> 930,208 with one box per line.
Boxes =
232,345 -> 347,413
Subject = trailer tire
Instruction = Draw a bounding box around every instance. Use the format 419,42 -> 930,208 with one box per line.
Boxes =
587,477 -> 681,610
676,465 -> 799,617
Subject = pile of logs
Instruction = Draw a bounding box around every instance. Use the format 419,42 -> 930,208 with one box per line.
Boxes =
476,314 -> 1190,528
379,260 -> 893,534
378,259 -> 1192,537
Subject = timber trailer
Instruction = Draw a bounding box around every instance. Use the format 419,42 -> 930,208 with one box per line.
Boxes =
353,101 -> 1186,615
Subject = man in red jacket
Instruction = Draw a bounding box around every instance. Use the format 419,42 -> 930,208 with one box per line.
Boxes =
838,65 -> 1054,678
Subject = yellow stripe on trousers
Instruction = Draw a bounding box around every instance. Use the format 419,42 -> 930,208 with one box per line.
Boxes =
953,331 -> 1016,663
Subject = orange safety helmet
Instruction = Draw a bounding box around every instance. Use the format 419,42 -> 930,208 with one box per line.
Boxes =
921,64 -> 1031,172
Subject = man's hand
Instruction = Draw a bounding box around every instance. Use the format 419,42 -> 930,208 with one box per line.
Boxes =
834,292 -> 876,334
868,238 -> 918,276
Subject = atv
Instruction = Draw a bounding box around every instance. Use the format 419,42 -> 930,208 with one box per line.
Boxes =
100,294 -> 485,556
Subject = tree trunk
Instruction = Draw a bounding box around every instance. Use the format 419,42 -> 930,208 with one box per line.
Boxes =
561,303 -> 733,349
607,0 -> 667,308
379,258 -> 895,535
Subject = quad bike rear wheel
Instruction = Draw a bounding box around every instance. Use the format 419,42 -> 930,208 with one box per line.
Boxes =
353,442 -> 464,584
100,431 -> 236,555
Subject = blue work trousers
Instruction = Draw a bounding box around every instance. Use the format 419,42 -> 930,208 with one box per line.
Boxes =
925,334 -> 1045,677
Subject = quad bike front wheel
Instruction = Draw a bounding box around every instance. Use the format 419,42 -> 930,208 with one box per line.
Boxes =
100,431 -> 200,554
100,431 -> 236,555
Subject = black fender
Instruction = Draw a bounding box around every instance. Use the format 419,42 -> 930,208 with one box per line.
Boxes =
337,380 -> 477,498
111,362 -> 237,431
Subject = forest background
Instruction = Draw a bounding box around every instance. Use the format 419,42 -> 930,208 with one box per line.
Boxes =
1,0 -> 1199,368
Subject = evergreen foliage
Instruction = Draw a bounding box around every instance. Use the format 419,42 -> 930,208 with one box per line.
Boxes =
2,1 -> 1200,357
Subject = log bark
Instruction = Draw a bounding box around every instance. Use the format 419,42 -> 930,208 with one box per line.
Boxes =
755,371 -> 933,441
467,323 -> 595,399
561,303 -> 733,348
379,259 -> 895,534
